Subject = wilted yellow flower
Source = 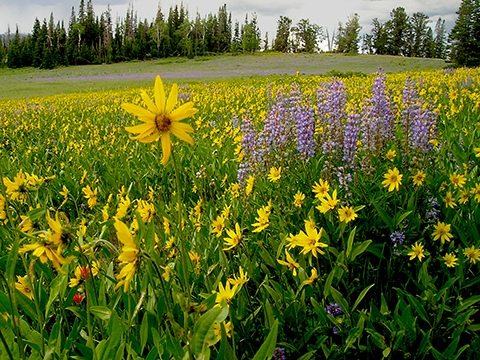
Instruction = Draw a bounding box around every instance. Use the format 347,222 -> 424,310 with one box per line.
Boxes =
302,268 -> 318,286
277,250 -> 300,276
113,218 -> 139,292
122,76 -> 198,165
15,275 -> 34,300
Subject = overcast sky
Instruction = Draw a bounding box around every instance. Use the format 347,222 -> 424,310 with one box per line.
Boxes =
0,0 -> 461,48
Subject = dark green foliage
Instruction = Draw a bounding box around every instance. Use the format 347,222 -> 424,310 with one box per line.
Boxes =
449,0 -> 480,67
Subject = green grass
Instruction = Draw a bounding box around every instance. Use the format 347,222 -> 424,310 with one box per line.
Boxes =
0,52 -> 451,99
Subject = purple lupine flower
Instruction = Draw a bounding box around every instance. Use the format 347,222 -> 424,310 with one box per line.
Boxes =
390,231 -> 405,256
342,113 -> 361,167
273,347 -> 285,360
237,112 -> 258,189
295,104 -> 316,162
326,302 -> 343,317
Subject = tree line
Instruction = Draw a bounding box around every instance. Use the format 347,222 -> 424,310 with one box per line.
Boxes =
0,0 -> 476,69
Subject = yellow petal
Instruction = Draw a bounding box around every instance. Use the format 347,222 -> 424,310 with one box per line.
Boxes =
134,131 -> 160,143
141,90 -> 158,114
170,122 -> 194,145
154,75 -> 166,113
114,219 -> 136,247
165,83 -> 178,114
125,122 -> 155,135
161,131 -> 172,165
169,102 -> 198,122
121,103 -> 154,122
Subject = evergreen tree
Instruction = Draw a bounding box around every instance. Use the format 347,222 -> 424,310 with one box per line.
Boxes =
434,18 -> 447,59
409,12 -> 430,57
335,13 -> 362,53
386,7 -> 410,56
274,16 -> 292,52
449,0 -> 480,67
292,18 -> 323,53
6,26 -> 21,68
370,18 -> 388,55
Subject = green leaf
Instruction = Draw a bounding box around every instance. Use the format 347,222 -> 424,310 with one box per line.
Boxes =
330,287 -> 349,315
6,238 -> 20,282
140,314 -> 149,353
324,270 -> 334,298
352,284 -> 374,313
166,329 -> 184,360
90,306 -> 112,321
394,211 -> 412,229
366,328 -> 387,350
346,227 -> 356,261
251,319 -> 279,360
45,272 -> 67,318
350,240 -> 372,262
191,306 -> 228,356
373,204 -> 394,230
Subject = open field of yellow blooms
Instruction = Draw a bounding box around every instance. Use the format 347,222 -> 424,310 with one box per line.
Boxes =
0,67 -> 480,359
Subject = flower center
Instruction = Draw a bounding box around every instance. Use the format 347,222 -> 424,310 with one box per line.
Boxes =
155,114 -> 171,132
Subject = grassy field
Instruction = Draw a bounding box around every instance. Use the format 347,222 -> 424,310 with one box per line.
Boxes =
0,52 -> 451,99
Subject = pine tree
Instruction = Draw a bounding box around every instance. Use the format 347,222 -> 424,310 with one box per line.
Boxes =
449,0 -> 480,67
274,16 -> 292,52
434,18 -> 447,59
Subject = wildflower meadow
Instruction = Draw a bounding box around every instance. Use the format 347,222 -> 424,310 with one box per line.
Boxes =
0,65 -> 480,359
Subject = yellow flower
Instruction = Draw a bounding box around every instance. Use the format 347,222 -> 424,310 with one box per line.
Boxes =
211,215 -> 226,238
316,189 -> 339,214
443,191 -> 457,208
474,147 -> 480,157
251,207 -> 270,233
463,245 -> 480,264
19,243 -> 70,273
338,206 -> 358,223
386,149 -> 396,161
82,185 -> 97,209
228,266 -> 250,286
312,179 -> 330,199
296,224 -> 328,258
277,250 -> 300,276
245,175 -> 255,196
382,167 -> 403,192
137,199 -> 155,223
15,275 -> 34,300
293,192 -> 305,208
122,75 -> 198,165
115,195 -> 131,219
458,190 -> 469,204
267,167 -> 282,183
223,223 -> 242,251
408,242 -> 425,262
470,183 -> 480,202
411,170 -> 426,186
214,321 -> 232,341
302,268 -> 318,286
214,281 -> 238,307
189,251 -> 201,266
432,221 -> 453,244
160,265 -> 171,282
449,172 -> 466,188
113,218 -> 139,292
47,211 -> 71,246
443,253 -> 459,267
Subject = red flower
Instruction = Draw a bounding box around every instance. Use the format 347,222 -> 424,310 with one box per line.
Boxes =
73,293 -> 84,304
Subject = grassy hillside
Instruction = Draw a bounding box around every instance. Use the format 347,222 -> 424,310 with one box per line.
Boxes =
0,52 -> 451,99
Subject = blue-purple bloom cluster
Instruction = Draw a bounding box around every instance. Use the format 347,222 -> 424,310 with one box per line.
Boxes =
326,302 -> 343,335
390,231 -> 406,256
236,70 -> 438,186
426,196 -> 440,222
273,347 -> 286,360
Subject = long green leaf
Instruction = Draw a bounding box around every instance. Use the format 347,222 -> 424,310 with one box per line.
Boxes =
351,284 -> 374,313
251,319 -> 279,360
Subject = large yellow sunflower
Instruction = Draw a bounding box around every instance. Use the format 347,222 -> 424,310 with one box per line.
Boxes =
122,75 -> 198,165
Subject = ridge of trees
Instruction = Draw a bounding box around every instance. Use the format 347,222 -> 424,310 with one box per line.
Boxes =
0,0 -> 474,69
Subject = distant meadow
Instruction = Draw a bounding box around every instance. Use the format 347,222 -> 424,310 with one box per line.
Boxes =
0,55 -> 479,359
